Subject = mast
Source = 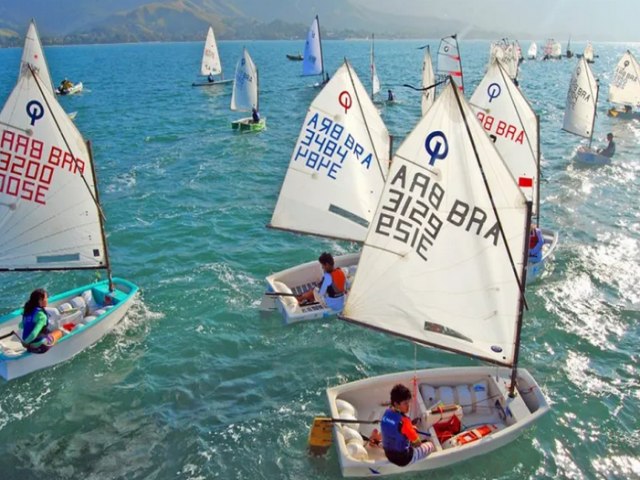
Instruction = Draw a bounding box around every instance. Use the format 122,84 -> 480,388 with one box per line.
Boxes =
588,78 -> 599,149
453,34 -> 464,93
87,140 -> 114,292
535,114 -> 541,225
370,34 -> 374,100
317,15 -> 325,81
509,201 -> 533,397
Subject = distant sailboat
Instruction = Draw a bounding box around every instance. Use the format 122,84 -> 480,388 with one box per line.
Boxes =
527,42 -> 537,60
437,34 -> 464,93
607,50 -> 640,119
421,46 -> 435,115
230,48 -> 265,132
562,57 -> 609,165
192,26 -> 232,87
489,39 -> 519,82
470,59 -> 559,282
303,15 -> 328,86
370,34 -> 381,100
566,36 -> 573,58
319,80 -> 549,476
0,24 -> 139,380
262,60 -> 390,324
583,43 -> 595,63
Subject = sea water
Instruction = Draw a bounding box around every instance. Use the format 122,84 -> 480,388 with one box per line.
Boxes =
0,39 -> 638,479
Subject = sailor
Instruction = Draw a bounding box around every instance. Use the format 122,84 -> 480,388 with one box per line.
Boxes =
252,107 -> 260,124
19,289 -> 57,353
208,73 -> 215,83
529,225 -> 544,263
597,132 -> 615,158
387,89 -> 395,102
379,384 -> 434,467
296,252 -> 346,311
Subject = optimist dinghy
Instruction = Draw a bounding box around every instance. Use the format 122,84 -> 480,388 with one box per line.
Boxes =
0,24 -> 139,380
315,80 -> 549,476
230,48 -> 265,132
436,34 -> 464,93
421,46 -> 435,115
607,50 -> 640,120
303,16 -> 328,88
562,57 -> 611,165
470,58 -> 559,283
262,60 -> 390,324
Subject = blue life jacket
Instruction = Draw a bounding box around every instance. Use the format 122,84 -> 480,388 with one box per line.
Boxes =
22,307 -> 49,342
381,408 -> 410,453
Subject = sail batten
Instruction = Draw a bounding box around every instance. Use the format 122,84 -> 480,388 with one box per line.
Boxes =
230,48 -> 259,112
608,50 -> 640,106
270,61 -> 389,242
563,57 -> 598,140
342,81 -> 528,366
200,26 -> 222,76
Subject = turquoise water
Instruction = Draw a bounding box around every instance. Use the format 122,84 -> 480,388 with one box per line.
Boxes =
0,39 -> 639,479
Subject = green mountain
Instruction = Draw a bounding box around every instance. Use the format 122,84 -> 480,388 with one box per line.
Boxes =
0,0 -> 496,45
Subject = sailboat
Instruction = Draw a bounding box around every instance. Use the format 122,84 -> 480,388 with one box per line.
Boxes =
261,60 -> 390,324
370,34 -> 381,101
566,36 -> 573,58
0,32 -> 139,381
583,43 -> 595,63
303,15 -> 328,87
607,50 -> 640,120
230,48 -> 265,132
421,46 -> 435,115
322,80 -> 549,476
552,41 -> 562,59
527,42 -> 537,60
436,34 -> 464,93
562,57 -> 609,165
192,25 -> 232,87
470,59 -> 559,283
489,39 -> 518,82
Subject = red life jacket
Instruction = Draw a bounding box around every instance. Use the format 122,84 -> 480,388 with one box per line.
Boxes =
327,268 -> 346,298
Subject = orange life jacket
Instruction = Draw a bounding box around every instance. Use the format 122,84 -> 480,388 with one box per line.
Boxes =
327,268 -> 346,297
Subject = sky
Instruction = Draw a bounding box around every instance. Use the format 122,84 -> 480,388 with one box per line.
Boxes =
354,0 -> 639,42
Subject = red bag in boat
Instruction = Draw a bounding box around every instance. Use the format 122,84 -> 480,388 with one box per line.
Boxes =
432,414 -> 462,443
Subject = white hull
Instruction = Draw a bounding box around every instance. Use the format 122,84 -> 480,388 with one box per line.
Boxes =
57,82 -> 83,96
327,366 -> 549,477
575,147 -> 612,166
263,252 -> 360,324
526,228 -> 559,284
0,278 -> 138,380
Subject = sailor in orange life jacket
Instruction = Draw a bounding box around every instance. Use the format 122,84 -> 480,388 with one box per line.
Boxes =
529,225 -> 544,263
295,252 -> 346,311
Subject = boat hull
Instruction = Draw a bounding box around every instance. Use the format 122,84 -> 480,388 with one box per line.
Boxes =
192,78 -> 233,87
607,108 -> 640,120
326,366 -> 549,477
286,54 -> 304,61
56,82 -> 83,96
526,228 -> 559,284
231,117 -> 266,132
0,278 -> 139,380
575,147 -> 611,166
263,252 -> 360,324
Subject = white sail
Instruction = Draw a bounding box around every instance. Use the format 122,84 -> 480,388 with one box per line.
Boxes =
563,57 -> 598,139
343,81 -> 528,366
552,41 -> 562,58
0,68 -> 106,270
269,61 -> 390,242
437,35 -> 464,93
470,59 -> 539,216
527,42 -> 537,59
421,47 -> 435,115
489,41 -> 518,81
200,26 -> 222,76
608,50 -> 640,107
370,36 -> 381,97
583,43 -> 594,63
302,16 -> 323,77
230,48 -> 259,112
20,20 -> 54,96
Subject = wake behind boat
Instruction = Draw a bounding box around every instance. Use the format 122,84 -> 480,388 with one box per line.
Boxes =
0,21 -> 138,380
